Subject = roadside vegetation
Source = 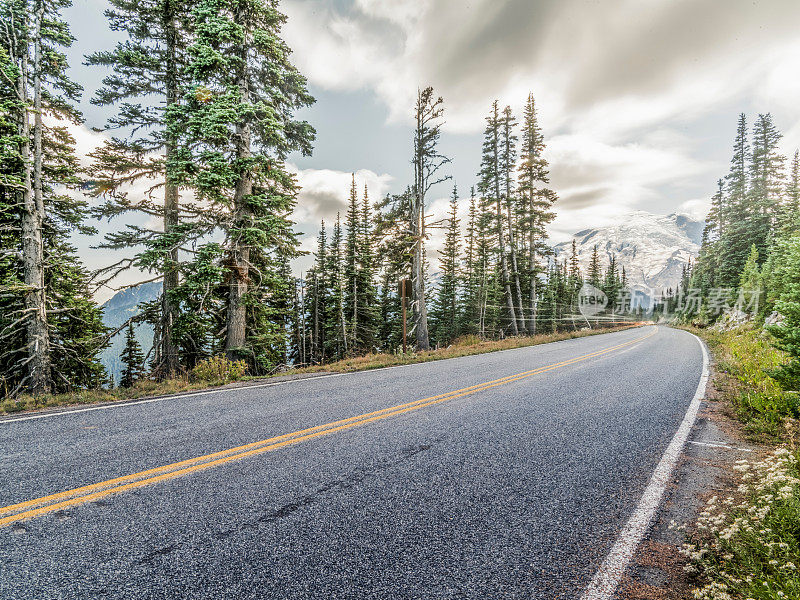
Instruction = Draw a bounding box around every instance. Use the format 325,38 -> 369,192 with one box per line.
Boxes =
683,327 -> 800,599
702,328 -> 798,442
0,324 -> 636,416
664,108 -> 800,599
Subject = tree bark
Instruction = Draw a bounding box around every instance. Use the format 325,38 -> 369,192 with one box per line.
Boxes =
412,99 -> 431,351
21,1 -> 51,395
410,188 -> 430,351
225,6 -> 253,361
161,0 -> 180,377
528,210 -> 537,336
506,202 -> 527,333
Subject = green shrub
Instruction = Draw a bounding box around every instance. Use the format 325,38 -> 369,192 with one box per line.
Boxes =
191,356 -> 247,384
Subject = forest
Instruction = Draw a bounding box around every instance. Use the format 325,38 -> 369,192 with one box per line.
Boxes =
0,0 -> 630,398
3,0 -> 799,400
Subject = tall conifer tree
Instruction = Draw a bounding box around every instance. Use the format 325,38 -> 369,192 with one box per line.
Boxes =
171,0 -> 314,371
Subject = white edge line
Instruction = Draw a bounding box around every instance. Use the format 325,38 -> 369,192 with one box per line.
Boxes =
580,328 -> 709,600
0,373 -> 350,424
1,326 -> 647,425
688,440 -> 753,453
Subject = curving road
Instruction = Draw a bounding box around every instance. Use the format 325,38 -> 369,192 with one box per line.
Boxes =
0,325 -> 705,599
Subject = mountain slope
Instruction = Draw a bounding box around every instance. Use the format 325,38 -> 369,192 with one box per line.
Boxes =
553,211 -> 702,291
100,282 -> 160,384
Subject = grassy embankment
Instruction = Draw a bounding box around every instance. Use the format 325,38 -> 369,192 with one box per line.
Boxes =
0,323 -> 639,416
681,326 -> 800,600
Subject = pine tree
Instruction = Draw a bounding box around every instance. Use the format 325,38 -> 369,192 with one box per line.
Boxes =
411,87 -> 450,350
170,0 -> 315,371
518,93 -> 557,334
358,183 -> 378,350
737,244 -> 761,315
375,188 -> 413,350
344,175 -> 360,353
500,105 -> 526,333
588,244 -> 601,288
431,184 -> 461,346
479,100 -> 518,335
326,213 -> 347,359
461,187 -> 481,334
310,220 -> 327,364
718,114 -> 752,288
87,0 -> 194,377
120,323 -> 145,388
781,150 -> 800,237
747,113 -> 785,257
0,0 -> 108,395
766,237 -> 800,389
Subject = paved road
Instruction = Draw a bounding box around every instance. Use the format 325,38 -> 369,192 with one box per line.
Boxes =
0,325 -> 704,599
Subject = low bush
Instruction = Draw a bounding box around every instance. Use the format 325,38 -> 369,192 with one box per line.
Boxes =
191,356 -> 247,384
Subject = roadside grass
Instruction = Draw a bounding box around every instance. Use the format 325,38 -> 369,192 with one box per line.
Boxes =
683,326 -> 800,599
698,327 -> 799,442
0,323 -> 639,416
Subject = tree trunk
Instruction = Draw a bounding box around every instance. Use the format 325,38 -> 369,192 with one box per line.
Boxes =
21,1 -> 51,395
412,100 -> 430,351
528,214 -> 537,336
496,199 -> 519,336
506,202 -> 526,333
411,189 -> 430,351
225,7 -> 253,361
161,0 -> 180,377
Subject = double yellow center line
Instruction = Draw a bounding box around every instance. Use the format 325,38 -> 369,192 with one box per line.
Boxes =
0,328 -> 656,528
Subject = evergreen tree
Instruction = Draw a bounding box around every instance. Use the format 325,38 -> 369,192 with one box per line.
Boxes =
411,87 -> 450,350
781,150 -> 800,237
120,323 -> 145,388
478,100 -> 518,335
375,188 -> 414,350
588,244 -> 601,288
500,104 -> 525,333
325,213 -> 347,359
87,0 -> 194,377
747,113 -> 785,258
359,183 -> 379,349
766,237 -> 800,390
518,93 -> 557,334
309,220 -> 327,364
0,0 -> 108,395
344,175 -> 360,352
718,114 -> 752,288
343,176 -> 378,354
431,184 -> 461,345
461,187 -> 481,334
737,244 -> 761,315
170,0 -> 315,372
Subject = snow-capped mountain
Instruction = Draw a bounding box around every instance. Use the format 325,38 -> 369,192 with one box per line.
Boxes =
553,211 -> 703,292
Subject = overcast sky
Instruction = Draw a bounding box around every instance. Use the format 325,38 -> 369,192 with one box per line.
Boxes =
62,0 -> 800,301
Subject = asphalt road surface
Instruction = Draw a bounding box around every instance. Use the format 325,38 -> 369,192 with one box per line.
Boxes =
0,325 -> 705,599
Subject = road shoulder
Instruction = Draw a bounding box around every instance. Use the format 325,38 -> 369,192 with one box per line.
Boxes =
619,338 -> 762,599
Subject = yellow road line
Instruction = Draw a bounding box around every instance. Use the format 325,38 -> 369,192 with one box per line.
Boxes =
0,327 -> 657,528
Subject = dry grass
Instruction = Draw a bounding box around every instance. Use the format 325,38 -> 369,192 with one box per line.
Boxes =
299,324 -> 641,374
0,323 -> 640,416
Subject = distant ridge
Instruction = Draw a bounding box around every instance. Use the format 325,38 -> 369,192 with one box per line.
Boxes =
553,211 -> 703,291
100,281 -> 160,384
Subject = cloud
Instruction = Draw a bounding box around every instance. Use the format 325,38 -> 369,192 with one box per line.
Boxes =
283,0 -> 800,138
290,165 -> 394,226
